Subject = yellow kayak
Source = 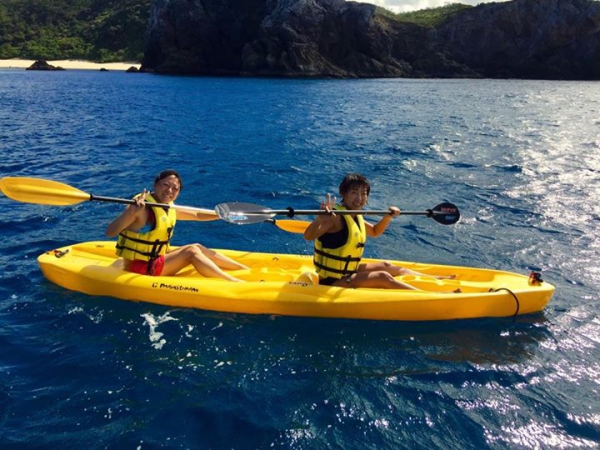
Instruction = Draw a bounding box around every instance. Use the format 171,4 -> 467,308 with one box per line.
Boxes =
37,241 -> 554,321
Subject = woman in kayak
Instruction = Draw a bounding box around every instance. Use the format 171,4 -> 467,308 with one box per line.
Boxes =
303,173 -> 455,289
106,169 -> 247,281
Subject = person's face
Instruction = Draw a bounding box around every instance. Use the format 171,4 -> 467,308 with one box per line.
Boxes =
342,184 -> 369,209
154,175 -> 181,203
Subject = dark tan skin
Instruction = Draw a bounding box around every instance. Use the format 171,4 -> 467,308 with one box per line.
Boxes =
106,174 -> 247,281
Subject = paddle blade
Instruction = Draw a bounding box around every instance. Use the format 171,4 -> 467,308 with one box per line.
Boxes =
216,202 -> 276,224
272,219 -> 310,234
431,202 -> 460,225
0,177 -> 91,206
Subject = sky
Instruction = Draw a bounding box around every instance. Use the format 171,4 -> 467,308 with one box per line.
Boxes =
366,0 -> 510,13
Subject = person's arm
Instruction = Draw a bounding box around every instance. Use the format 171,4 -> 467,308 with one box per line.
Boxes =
367,206 -> 400,237
303,194 -> 338,241
106,192 -> 147,237
175,209 -> 220,222
303,214 -> 338,241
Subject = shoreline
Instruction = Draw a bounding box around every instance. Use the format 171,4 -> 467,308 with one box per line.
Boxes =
0,59 -> 141,71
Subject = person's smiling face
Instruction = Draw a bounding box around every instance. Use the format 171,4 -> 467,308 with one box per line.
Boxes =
343,185 -> 369,210
153,175 -> 181,203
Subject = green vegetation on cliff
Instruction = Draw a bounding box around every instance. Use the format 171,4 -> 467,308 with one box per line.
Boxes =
0,0 -> 150,62
377,3 -> 472,27
0,0 -> 473,63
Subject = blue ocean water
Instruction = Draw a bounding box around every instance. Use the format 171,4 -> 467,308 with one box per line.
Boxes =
0,69 -> 599,449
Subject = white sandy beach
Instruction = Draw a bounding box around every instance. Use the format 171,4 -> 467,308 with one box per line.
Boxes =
0,59 -> 141,71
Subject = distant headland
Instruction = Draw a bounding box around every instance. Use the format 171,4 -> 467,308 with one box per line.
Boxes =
2,0 -> 598,79
141,0 -> 600,80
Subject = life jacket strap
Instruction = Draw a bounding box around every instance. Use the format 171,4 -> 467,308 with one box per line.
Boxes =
116,234 -> 169,259
313,249 -> 360,276
314,247 -> 361,263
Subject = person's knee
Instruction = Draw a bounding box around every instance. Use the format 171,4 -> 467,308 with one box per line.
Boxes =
182,245 -> 202,260
385,262 -> 408,276
374,271 -> 395,283
188,243 -> 211,254
377,261 -> 401,275
381,261 -> 394,270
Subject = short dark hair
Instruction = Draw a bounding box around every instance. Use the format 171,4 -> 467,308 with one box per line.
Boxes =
154,169 -> 183,191
339,173 -> 370,197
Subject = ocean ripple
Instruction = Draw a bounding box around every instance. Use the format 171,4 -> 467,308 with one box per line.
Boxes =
1,72 -> 599,449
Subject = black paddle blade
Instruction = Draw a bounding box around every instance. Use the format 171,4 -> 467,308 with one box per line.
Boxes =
430,202 -> 460,225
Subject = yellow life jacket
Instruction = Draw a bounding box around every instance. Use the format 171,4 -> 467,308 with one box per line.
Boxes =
314,206 -> 367,279
116,193 -> 177,261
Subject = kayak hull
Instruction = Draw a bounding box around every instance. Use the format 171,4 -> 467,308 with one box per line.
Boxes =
37,241 -> 555,321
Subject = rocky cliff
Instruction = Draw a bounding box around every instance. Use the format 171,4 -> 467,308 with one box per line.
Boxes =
141,0 -> 600,79
435,0 -> 600,79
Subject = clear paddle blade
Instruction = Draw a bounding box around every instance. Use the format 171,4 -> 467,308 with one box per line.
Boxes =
215,202 -> 276,224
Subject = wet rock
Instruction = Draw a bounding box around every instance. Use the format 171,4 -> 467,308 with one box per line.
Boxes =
26,60 -> 65,71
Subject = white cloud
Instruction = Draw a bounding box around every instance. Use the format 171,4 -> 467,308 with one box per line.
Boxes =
364,0 -> 510,14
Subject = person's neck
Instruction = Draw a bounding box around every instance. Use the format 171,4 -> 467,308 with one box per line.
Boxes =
342,202 -> 361,216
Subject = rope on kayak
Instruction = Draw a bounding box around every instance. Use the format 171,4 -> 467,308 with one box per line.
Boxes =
489,288 -> 520,317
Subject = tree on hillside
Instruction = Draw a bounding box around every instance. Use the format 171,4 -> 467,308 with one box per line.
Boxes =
0,0 -> 150,61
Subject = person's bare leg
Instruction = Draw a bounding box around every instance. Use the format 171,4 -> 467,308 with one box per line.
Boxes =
360,262 -> 456,280
192,244 -> 248,270
335,269 -> 461,292
334,271 -> 418,290
163,246 -> 244,281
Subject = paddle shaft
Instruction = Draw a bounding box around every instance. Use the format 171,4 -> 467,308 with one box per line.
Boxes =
0,177 -> 216,218
68,194 -> 217,217
216,201 -> 460,226
244,208 -> 444,218
91,194 -> 178,210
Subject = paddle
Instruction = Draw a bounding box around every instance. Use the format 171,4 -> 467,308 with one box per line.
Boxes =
217,202 -> 460,226
0,177 -> 218,220
266,219 -> 311,234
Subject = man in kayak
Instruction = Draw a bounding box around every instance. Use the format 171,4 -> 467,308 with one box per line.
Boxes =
303,173 -> 455,289
106,169 -> 247,281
